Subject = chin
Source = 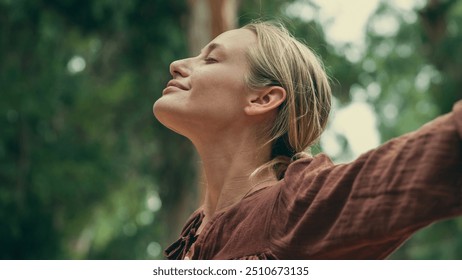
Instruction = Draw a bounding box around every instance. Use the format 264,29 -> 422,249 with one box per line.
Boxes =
153,99 -> 190,137
153,99 -> 174,128
153,99 -> 162,120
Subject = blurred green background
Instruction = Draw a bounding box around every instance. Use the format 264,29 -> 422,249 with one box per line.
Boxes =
1,0 -> 461,259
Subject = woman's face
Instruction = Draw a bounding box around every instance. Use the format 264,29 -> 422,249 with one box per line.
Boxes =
153,28 -> 257,141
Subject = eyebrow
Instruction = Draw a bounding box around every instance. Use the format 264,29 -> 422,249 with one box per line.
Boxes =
201,43 -> 224,54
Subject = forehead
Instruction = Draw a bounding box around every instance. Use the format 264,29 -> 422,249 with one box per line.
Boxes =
208,28 -> 256,54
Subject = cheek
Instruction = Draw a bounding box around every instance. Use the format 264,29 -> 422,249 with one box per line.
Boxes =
192,66 -> 247,93
201,71 -> 247,113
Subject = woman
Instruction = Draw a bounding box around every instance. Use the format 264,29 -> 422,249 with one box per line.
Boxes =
153,22 -> 462,259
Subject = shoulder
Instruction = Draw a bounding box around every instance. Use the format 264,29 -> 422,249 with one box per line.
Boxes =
273,153 -> 340,206
283,153 -> 336,184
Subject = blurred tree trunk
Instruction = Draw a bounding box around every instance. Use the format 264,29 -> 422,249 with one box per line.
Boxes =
188,0 -> 239,54
164,0 -> 240,244
419,0 -> 452,43
188,0 -> 240,198
419,0 -> 461,112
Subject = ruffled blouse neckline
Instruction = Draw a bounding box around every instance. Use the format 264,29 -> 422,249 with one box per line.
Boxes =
164,210 -> 203,260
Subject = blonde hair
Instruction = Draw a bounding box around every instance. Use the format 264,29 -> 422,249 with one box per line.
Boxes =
243,21 -> 332,179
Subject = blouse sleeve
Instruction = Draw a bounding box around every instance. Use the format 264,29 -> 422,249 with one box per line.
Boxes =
270,101 -> 462,259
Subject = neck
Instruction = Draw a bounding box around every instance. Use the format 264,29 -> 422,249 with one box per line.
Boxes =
192,130 -> 277,219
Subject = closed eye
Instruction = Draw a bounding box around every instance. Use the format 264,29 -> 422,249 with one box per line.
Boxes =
204,57 -> 218,64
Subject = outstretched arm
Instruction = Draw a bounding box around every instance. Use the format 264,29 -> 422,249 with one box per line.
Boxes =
271,101 -> 462,259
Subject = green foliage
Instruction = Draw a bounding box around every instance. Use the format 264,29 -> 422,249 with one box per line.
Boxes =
0,0 -> 196,259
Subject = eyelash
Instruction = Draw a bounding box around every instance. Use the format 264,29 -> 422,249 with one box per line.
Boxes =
204,57 -> 218,64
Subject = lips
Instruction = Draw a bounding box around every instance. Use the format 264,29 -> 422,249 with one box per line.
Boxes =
166,80 -> 188,90
162,80 -> 189,95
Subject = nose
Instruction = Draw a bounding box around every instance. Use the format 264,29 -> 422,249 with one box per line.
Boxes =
169,58 -> 190,78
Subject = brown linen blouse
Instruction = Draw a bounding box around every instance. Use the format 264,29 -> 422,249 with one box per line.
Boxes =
165,101 -> 462,260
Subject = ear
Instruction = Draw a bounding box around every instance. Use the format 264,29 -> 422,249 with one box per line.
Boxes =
244,86 -> 287,116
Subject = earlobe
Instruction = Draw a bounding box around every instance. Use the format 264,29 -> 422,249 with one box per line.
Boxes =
245,86 -> 286,116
